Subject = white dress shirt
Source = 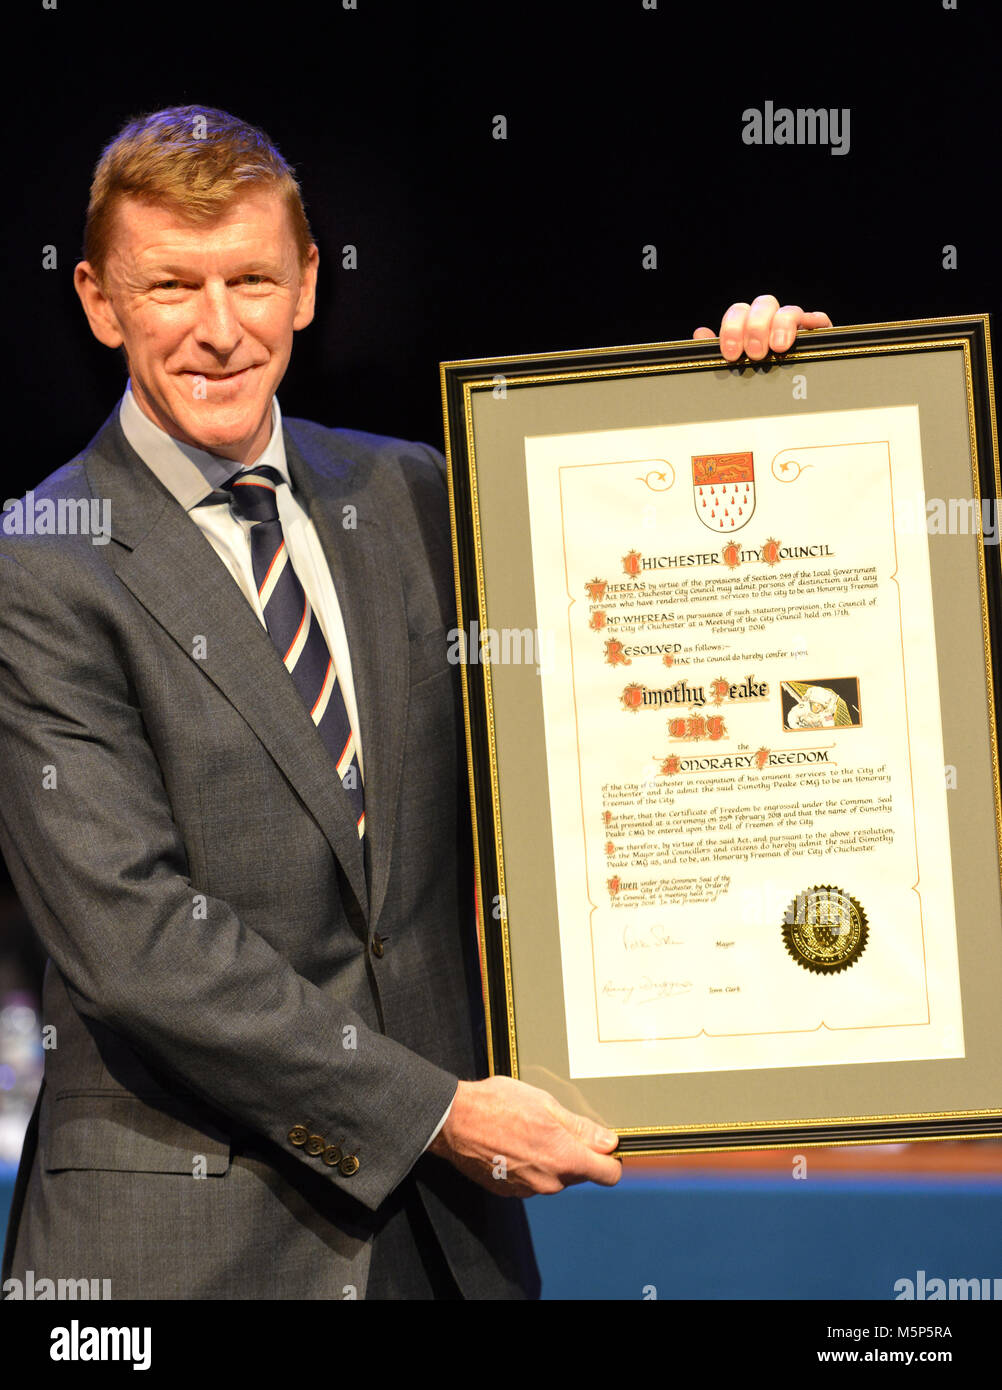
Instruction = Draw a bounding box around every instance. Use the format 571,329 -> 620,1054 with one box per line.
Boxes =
118,383 -> 452,1150
119,383 -> 363,778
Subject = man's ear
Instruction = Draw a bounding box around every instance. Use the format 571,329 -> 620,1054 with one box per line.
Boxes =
292,243 -> 319,332
74,260 -> 125,349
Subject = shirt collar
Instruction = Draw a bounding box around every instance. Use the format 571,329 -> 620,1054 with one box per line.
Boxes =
118,381 -> 290,512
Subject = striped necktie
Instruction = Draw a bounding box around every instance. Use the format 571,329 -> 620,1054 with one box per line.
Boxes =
221,464 -> 365,840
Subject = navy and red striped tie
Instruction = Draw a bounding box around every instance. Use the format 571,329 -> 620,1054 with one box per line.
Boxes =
222,464 -> 365,839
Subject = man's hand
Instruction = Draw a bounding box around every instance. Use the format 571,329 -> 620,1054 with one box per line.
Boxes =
693,293 -> 832,362
428,1075 -> 623,1197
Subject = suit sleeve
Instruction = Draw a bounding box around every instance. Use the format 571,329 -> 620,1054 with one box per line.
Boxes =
0,546 -> 459,1212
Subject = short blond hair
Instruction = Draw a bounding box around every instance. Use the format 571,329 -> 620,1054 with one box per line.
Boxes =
84,105 -> 314,279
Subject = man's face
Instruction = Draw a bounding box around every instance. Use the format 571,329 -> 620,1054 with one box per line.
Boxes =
75,187 -> 318,463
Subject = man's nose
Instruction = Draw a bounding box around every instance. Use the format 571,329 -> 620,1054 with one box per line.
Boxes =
193,280 -> 242,354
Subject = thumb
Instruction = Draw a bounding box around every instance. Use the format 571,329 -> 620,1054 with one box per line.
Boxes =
557,1105 -> 619,1151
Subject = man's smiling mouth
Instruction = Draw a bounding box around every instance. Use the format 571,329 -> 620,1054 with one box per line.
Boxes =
181,366 -> 259,381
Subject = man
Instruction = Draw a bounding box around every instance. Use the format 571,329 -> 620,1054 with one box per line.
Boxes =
0,106 -> 830,1299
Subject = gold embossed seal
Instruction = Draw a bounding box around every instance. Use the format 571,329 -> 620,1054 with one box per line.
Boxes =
782,885 -> 868,974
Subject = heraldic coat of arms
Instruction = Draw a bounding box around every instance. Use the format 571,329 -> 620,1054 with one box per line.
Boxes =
692,451 -> 755,532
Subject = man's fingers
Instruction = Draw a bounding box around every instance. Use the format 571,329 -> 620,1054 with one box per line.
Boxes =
565,1145 -> 624,1189
768,303 -> 804,353
719,302 -> 750,361
706,301 -> 833,359
743,293 -> 781,359
580,1117 -> 619,1151
593,1152 -> 624,1186
549,1099 -> 619,1152
773,307 -> 833,349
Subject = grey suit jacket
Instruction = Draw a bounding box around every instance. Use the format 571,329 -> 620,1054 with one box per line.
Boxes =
0,409 -> 539,1299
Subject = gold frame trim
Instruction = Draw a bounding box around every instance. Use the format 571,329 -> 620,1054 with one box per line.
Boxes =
623,1130 -> 1002,1160
441,317 -> 1002,1147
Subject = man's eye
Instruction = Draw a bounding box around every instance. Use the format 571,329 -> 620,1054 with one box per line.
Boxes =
239,274 -> 267,286
153,280 -> 182,290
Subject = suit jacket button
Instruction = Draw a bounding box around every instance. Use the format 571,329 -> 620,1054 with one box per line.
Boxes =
371,936 -> 384,958
339,1154 -> 360,1176
288,1125 -> 309,1147
305,1134 -> 326,1157
322,1145 -> 343,1167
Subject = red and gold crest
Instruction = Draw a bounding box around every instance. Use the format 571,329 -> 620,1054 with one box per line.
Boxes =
755,746 -> 771,770
622,549 -> 642,576
589,609 -> 607,631
607,875 -> 621,897
659,755 -> 681,776
604,638 -> 631,667
585,578 -> 607,601
692,452 -> 755,532
762,537 -> 782,566
722,541 -> 741,569
621,683 -> 644,712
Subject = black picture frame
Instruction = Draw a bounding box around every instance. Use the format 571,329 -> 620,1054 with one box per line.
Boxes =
441,316 -> 1002,1153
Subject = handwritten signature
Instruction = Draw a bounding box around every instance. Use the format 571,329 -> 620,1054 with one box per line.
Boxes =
622,922 -> 685,952
602,977 -> 694,1005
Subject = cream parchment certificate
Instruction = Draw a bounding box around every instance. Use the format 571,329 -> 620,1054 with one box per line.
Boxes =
524,405 -> 965,1079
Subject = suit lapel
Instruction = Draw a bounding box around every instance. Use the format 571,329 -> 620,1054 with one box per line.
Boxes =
83,413 -> 371,918
283,426 -> 410,936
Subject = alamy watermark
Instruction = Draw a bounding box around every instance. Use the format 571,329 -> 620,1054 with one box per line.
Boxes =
742,101 -> 850,157
50,1320 -> 151,1371
3,1269 -> 112,1299
447,621 -> 554,675
894,1268 -> 1001,1300
896,495 -> 999,544
2,491 -> 111,545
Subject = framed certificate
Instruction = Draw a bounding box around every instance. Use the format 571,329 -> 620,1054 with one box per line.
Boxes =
440,315 -> 1002,1153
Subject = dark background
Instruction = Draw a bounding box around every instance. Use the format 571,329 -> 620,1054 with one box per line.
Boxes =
3,0 -> 999,952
